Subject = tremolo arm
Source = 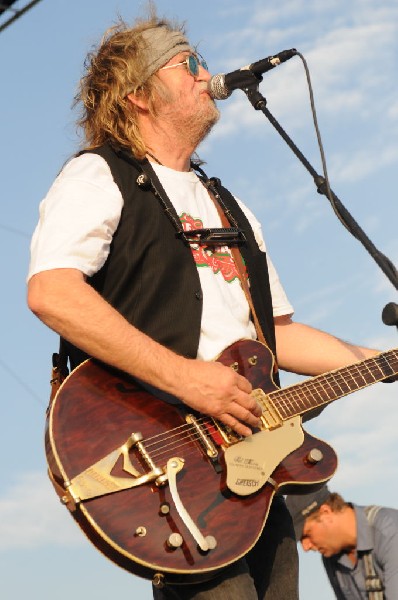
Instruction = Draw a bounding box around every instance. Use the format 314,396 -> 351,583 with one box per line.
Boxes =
166,457 -> 216,552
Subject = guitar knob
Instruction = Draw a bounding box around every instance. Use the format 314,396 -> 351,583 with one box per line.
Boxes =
307,448 -> 324,464
167,533 -> 183,548
205,535 -> 217,550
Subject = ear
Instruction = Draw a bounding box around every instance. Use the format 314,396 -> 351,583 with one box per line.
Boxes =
127,92 -> 148,111
318,504 -> 334,523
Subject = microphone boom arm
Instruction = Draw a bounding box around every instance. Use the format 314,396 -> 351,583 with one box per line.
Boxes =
238,80 -> 398,319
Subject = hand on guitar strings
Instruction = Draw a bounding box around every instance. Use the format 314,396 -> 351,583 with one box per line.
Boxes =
176,359 -> 262,437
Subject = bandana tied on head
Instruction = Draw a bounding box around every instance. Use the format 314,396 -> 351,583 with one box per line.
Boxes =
139,25 -> 192,85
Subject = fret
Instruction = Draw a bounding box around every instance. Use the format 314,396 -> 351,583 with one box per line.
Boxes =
274,387 -> 302,418
329,369 -> 356,394
362,360 -> 381,381
309,376 -> 339,401
305,376 -> 334,399
299,382 -> 321,408
377,352 -> 398,378
288,383 -> 316,410
342,369 -> 357,394
370,360 -> 390,379
269,349 -> 398,420
340,364 -> 368,388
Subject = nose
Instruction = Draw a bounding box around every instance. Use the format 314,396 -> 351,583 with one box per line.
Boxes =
301,538 -> 314,552
198,64 -> 211,81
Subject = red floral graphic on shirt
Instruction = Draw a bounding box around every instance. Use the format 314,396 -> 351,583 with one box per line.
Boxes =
179,212 -> 247,283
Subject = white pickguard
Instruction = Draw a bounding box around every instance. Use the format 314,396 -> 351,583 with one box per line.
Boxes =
224,416 -> 304,496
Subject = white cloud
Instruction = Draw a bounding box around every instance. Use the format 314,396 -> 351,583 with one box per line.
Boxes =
388,100 -> 398,121
293,276 -> 362,313
0,472 -> 82,550
318,381 -> 396,431
275,357 -> 397,501
330,144 -> 398,184
209,2 -> 398,139
306,381 -> 398,493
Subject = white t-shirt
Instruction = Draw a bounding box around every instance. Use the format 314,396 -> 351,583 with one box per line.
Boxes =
28,153 -> 293,360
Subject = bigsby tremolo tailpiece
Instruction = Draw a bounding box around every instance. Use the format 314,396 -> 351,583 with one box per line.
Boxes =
63,432 -> 165,504
60,429 -> 218,553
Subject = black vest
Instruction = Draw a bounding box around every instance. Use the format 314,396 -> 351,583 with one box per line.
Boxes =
65,143 -> 277,370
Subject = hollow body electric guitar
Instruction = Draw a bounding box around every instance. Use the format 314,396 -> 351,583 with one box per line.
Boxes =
46,340 -> 397,586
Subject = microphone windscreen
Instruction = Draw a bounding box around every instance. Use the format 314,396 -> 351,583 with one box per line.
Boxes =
208,74 -> 231,100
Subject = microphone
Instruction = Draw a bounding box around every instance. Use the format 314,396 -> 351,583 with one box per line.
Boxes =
208,48 -> 297,100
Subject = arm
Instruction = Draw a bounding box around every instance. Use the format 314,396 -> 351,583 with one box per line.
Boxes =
274,314 -> 379,376
28,268 -> 262,436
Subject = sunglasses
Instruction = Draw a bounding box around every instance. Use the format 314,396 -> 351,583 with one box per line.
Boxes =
160,53 -> 208,78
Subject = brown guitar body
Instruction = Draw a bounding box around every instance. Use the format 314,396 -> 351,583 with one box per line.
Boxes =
45,340 -> 337,584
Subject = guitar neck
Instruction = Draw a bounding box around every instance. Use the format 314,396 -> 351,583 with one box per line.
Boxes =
270,349 -> 398,420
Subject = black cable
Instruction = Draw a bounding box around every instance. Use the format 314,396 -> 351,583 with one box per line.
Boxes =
0,222 -> 30,238
0,356 -> 45,407
295,51 -> 356,235
0,0 -> 43,34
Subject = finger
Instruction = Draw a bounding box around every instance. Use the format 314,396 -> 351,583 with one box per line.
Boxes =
219,413 -> 253,437
231,401 -> 262,429
235,372 -> 253,394
234,389 -> 263,418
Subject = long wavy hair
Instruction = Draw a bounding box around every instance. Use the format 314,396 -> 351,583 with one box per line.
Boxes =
74,15 -> 185,159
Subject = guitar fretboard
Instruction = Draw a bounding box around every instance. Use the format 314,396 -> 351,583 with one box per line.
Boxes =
269,349 -> 398,420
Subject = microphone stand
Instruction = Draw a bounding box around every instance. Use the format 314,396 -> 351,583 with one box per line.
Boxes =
240,78 -> 398,331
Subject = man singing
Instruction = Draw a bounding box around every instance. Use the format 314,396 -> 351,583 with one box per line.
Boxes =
28,10 -> 381,600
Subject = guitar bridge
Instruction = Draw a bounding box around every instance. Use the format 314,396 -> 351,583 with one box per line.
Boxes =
185,414 -> 218,459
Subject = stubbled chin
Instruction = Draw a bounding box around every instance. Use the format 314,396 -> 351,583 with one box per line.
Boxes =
320,549 -> 334,557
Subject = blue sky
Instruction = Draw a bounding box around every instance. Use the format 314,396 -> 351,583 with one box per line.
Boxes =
1,1 -> 397,598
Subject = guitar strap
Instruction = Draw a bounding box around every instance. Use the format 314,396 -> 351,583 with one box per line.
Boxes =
205,183 -> 270,351
363,506 -> 384,600
49,338 -> 69,407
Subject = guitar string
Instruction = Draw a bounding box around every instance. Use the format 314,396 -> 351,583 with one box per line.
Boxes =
153,353 -> 398,437
143,417 -> 225,454
125,351 -> 398,467
143,425 -> 205,454
146,431 -> 215,463
270,352 -> 398,417
273,359 -> 398,418
277,353 -> 397,402
130,419 -> 225,466
266,362 -> 393,418
142,355 -> 398,459
141,362 -> 383,462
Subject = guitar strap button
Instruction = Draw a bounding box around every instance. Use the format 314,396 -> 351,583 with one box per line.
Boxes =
152,573 -> 165,588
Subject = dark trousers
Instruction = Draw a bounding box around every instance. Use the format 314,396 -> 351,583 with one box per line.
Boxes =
152,495 -> 299,600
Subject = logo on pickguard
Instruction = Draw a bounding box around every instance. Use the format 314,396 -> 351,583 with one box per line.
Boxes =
235,478 -> 260,487
234,457 -> 256,465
